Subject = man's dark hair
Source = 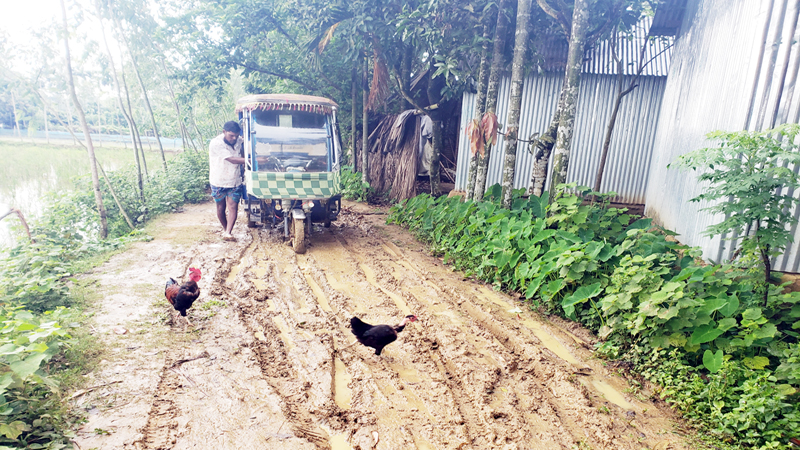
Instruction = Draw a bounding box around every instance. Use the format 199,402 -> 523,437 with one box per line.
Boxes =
223,121 -> 241,134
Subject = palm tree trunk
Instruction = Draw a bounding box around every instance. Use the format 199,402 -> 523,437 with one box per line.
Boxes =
501,0 -> 532,208
60,0 -> 108,238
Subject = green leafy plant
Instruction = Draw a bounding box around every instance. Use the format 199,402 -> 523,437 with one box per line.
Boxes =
671,124 -> 800,305
340,166 -> 372,202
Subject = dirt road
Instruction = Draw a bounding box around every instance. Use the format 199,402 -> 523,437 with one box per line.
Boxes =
72,201 -> 689,450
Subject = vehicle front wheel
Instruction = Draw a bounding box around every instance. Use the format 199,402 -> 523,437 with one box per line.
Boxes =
292,217 -> 306,254
247,211 -> 258,228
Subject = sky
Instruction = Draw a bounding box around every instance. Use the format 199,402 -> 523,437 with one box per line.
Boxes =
0,0 -> 61,47
0,0 -> 101,75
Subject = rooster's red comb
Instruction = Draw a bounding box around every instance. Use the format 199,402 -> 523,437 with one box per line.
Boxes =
188,267 -> 202,281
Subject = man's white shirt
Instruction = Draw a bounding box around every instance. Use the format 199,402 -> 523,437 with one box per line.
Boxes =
208,134 -> 244,187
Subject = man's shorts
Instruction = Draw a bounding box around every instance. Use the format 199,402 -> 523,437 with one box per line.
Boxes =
211,185 -> 243,203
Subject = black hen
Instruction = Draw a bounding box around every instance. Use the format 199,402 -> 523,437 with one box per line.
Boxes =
350,315 -> 417,355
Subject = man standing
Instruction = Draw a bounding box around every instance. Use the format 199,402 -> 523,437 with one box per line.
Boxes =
209,121 -> 245,241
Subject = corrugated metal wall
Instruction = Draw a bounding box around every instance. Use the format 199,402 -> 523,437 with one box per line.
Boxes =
644,0 -> 800,271
456,73 -> 667,203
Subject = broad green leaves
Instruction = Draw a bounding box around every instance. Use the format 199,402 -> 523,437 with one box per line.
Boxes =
703,349 -> 723,373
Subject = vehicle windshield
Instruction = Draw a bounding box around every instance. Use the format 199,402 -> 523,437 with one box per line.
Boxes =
251,109 -> 331,172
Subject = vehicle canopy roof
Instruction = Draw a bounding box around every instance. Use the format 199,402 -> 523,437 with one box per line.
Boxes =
236,94 -> 338,115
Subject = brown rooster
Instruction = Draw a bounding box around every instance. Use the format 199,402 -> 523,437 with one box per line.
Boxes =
165,267 -> 201,326
349,315 -> 417,355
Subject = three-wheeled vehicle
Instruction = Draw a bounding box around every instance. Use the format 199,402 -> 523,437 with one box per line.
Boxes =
235,94 -> 342,254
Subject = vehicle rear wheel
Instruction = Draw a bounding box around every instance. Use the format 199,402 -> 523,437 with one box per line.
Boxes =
292,217 -> 306,254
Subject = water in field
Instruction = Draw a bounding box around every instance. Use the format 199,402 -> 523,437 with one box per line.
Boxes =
0,139 -> 170,248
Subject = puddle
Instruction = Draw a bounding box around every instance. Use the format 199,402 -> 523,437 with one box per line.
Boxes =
328,434 -> 353,450
590,379 -> 634,410
476,286 -> 513,309
387,361 -> 422,384
226,260 -> 243,284
381,243 -> 400,258
319,425 -> 353,450
271,316 -> 295,352
252,261 -> 268,289
252,278 -> 267,290
521,318 -> 581,367
334,358 -> 352,410
359,263 -> 412,315
413,437 -> 435,450
302,272 -> 333,312
475,287 -> 581,367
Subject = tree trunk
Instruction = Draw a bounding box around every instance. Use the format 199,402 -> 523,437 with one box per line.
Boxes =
120,63 -> 148,178
44,101 -> 50,144
11,91 -> 22,141
429,113 -> 443,197
351,66 -> 358,164
528,114 -> 559,197
60,0 -> 108,239
400,44 -> 414,111
548,0 -> 589,201
501,0 -> 532,208
362,56 -> 370,184
190,103 -> 206,149
594,27 -> 655,194
594,66 -> 625,194
97,3 -> 144,201
466,20 -> 494,201
117,22 -> 167,172
475,0 -> 511,201
159,56 -> 192,152
427,59 -> 446,197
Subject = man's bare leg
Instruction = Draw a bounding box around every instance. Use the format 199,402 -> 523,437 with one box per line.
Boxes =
216,200 -> 228,231
225,196 -> 238,234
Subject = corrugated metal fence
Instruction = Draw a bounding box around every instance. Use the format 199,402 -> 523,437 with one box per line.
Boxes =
456,73 -> 667,203
644,0 -> 800,271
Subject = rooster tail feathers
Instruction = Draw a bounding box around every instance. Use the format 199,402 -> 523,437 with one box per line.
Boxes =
349,317 -> 373,338
166,278 -> 178,289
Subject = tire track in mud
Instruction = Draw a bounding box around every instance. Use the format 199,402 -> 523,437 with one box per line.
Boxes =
206,208 -> 688,450
223,232 -> 338,449
323,232 -> 579,449
309,214 -> 684,450
135,356 -> 182,449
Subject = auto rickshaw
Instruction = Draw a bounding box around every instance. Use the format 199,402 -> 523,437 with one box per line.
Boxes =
236,94 -> 342,254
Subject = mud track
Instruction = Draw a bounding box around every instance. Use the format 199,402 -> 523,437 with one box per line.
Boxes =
73,201 -> 689,450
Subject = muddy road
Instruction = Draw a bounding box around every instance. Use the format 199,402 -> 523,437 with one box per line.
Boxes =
72,201 -> 689,450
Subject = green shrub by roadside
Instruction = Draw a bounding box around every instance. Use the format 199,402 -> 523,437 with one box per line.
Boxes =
340,166 -> 369,202
388,184 -> 800,449
0,149 -> 210,448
